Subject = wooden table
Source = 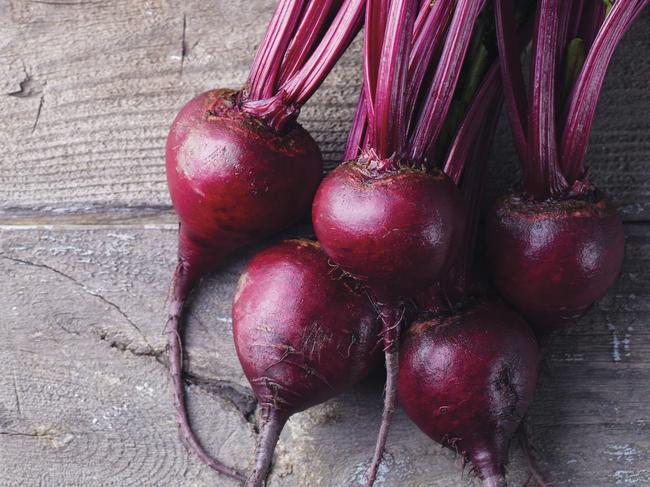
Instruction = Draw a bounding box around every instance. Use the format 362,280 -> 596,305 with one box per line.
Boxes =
1,2 -> 649,486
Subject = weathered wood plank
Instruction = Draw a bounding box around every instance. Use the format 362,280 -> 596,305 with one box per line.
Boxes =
1,223 -> 649,486
1,2 -> 649,220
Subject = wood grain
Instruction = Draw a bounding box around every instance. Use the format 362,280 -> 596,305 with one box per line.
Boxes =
1,1 -> 649,486
0,2 -> 648,219
1,223 -> 649,486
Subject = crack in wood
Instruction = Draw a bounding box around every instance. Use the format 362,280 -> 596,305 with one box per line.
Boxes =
12,372 -> 22,418
90,328 -> 257,427
0,254 -> 150,347
182,370 -> 258,427
180,14 -> 188,77
32,95 -> 44,134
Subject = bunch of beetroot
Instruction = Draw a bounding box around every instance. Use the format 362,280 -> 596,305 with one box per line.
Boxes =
161,0 -> 646,485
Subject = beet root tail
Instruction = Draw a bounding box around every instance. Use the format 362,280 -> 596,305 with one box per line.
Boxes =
245,410 -> 288,487
482,475 -> 507,487
365,303 -> 403,487
168,260 -> 246,482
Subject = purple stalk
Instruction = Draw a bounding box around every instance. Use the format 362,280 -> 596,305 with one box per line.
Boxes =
526,0 -> 567,200
561,0 -> 648,183
408,0 -> 487,162
578,0 -> 607,48
567,0 -> 586,41
405,0 -> 455,132
247,0 -> 305,100
451,95 -> 503,296
413,0 -> 435,40
347,0 -> 453,161
282,0 -> 364,106
555,0 -> 577,104
495,0 -> 529,163
363,0 -> 390,141
371,0 -> 418,159
244,0 -> 365,132
556,1 -> 575,60
277,0 -> 336,85
443,63 -> 501,185
343,89 -> 368,160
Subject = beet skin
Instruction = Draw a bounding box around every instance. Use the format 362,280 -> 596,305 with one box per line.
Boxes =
486,191 -> 624,331
312,162 -> 465,298
165,88 -> 322,480
398,300 -> 540,486
166,88 -> 323,283
233,239 -> 380,487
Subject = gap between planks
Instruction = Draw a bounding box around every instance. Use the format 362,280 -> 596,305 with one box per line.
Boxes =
1,207 -> 650,229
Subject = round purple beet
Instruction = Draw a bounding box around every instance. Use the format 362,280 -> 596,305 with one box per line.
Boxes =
398,300 -> 539,485
312,161 -> 465,298
166,88 -> 323,278
486,190 -> 624,331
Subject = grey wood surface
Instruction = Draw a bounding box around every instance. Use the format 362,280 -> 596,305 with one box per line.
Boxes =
0,1 -> 649,486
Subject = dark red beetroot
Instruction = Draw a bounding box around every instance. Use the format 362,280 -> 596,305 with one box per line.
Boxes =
490,0 -> 646,332
398,301 -> 540,487
232,239 -> 380,487
313,163 -> 464,298
487,191 -> 624,328
164,1 -> 365,477
312,1 -> 486,483
166,88 -> 321,481
166,88 -> 322,283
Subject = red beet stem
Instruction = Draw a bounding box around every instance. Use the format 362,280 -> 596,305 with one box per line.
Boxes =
277,0 -> 336,85
365,302 -> 403,487
560,0 -> 648,183
247,0 -> 305,100
446,92 -> 503,296
346,0 -> 453,161
281,0 -> 364,107
577,0 -> 606,48
409,0 -> 487,161
369,0 -> 417,159
244,0 -> 364,132
363,0 -> 389,138
567,0 -> 586,41
343,89 -> 368,161
405,0 -> 454,134
443,62 -> 501,185
526,0 -> 568,200
245,410 -> 289,487
495,0 -> 528,163
167,257 -> 246,482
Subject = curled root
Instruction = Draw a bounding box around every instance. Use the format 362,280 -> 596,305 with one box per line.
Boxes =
168,260 -> 247,483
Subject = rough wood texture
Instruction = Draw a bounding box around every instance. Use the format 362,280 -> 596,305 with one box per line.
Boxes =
0,2 -> 649,218
1,1 -> 649,486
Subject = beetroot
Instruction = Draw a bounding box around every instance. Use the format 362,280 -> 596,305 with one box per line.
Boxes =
232,239 -> 380,487
398,301 -> 540,487
313,1 -> 490,483
490,0 -> 646,332
165,1 -> 364,478
166,88 -> 322,285
487,191 -> 624,327
313,164 -> 464,299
